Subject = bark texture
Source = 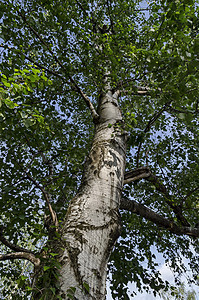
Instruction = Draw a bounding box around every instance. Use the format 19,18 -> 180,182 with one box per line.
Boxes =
58,88 -> 127,299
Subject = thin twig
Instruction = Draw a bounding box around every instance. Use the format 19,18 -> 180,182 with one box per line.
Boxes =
150,15 -> 165,50
119,86 -> 162,95
14,148 -> 58,230
23,53 -> 66,80
25,172 -> 58,230
136,99 -> 172,168
106,0 -> 115,33
183,186 -> 199,202
145,174 -> 190,227
166,105 -> 198,115
0,43 -> 68,82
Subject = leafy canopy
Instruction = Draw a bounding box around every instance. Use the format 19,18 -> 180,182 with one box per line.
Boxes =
0,0 -> 199,299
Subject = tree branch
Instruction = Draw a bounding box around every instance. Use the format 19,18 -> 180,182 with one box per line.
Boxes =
124,167 -> 191,227
15,153 -> 58,231
68,78 -> 99,120
150,15 -> 165,50
0,43 -> 69,83
119,86 -> 162,95
75,0 -> 113,34
145,173 -> 190,227
22,53 -> 66,80
24,172 -> 59,231
124,166 -> 151,184
17,11 -> 99,121
136,99 -> 172,168
106,0 -> 115,33
74,0 -> 90,21
18,11 -> 66,72
183,186 -> 199,202
0,226 -> 34,254
166,105 -> 199,115
120,198 -> 199,238
14,137 -> 59,232
0,252 -> 40,267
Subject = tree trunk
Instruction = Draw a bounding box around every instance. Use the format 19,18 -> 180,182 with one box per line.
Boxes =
57,87 -> 127,299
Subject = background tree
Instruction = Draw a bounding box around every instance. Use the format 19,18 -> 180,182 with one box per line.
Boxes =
161,282 -> 197,300
0,0 -> 199,299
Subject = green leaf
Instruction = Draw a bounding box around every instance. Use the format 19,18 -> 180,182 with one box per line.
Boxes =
83,282 -> 89,293
49,252 -> 59,257
43,266 -> 51,271
4,98 -> 18,109
50,287 -> 56,295
178,113 -> 185,120
23,119 -> 36,127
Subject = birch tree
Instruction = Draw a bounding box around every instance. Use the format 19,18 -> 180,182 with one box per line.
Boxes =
0,0 -> 199,299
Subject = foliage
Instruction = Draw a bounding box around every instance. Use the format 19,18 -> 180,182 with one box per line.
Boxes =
0,0 -> 199,299
160,282 -> 197,300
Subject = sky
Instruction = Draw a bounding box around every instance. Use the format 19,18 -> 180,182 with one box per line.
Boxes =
106,259 -> 199,299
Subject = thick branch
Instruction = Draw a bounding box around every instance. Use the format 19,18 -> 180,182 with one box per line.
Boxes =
120,198 -> 199,238
124,168 -> 190,227
124,166 -> 151,184
0,252 -> 40,267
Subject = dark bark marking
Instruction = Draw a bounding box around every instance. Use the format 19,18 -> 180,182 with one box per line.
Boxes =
116,167 -> 121,180
104,150 -> 119,168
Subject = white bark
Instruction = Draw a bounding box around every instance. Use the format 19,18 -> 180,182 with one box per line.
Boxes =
59,89 -> 127,299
